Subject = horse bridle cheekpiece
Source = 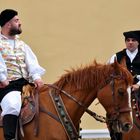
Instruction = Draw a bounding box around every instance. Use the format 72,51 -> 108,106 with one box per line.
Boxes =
106,74 -> 132,132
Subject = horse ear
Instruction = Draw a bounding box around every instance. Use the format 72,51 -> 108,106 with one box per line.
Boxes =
120,56 -> 127,68
113,58 -> 120,75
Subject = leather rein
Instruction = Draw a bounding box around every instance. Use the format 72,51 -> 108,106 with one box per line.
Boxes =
47,84 -> 106,122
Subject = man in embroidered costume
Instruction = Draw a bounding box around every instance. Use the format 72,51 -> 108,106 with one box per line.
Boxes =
0,9 -> 45,140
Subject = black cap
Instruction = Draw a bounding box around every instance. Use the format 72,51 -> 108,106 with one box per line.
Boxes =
0,9 -> 18,27
123,30 -> 140,42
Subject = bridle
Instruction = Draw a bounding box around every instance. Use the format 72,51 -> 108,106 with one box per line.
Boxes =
44,74 -> 132,139
106,74 -> 132,132
48,74 -> 132,121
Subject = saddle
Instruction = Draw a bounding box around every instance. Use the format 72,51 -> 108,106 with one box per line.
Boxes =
0,84 -> 36,127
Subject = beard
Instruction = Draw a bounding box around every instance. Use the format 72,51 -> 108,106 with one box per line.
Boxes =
9,26 -> 22,36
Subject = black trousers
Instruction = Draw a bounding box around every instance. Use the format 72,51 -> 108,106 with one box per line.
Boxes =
0,78 -> 29,102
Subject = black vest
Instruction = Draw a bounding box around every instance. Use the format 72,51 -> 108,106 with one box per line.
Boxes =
116,49 -> 140,83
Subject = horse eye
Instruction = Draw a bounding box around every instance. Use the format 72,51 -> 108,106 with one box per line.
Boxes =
118,88 -> 125,96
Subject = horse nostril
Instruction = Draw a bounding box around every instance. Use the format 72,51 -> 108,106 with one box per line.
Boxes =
123,123 -> 132,132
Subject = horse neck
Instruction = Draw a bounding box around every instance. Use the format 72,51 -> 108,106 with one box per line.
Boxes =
61,86 -> 97,123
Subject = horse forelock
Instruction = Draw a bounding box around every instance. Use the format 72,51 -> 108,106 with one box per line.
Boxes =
54,61 -> 132,91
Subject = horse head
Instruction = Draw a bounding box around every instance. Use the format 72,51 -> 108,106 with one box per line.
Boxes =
97,60 -> 133,133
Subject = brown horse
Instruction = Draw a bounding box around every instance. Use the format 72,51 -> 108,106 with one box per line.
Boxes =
122,91 -> 140,140
0,60 -> 133,140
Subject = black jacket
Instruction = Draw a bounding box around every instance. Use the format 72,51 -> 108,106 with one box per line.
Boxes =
116,48 -> 140,84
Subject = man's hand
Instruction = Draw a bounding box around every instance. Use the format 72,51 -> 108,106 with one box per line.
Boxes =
34,79 -> 44,90
132,84 -> 140,91
0,80 -> 9,88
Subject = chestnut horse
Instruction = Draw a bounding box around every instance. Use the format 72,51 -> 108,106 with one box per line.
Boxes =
0,60 -> 133,140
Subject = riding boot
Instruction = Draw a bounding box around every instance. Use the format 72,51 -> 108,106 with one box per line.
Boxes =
3,114 -> 18,140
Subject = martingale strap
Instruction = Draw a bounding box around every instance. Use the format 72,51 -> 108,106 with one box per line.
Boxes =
49,89 -> 79,140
